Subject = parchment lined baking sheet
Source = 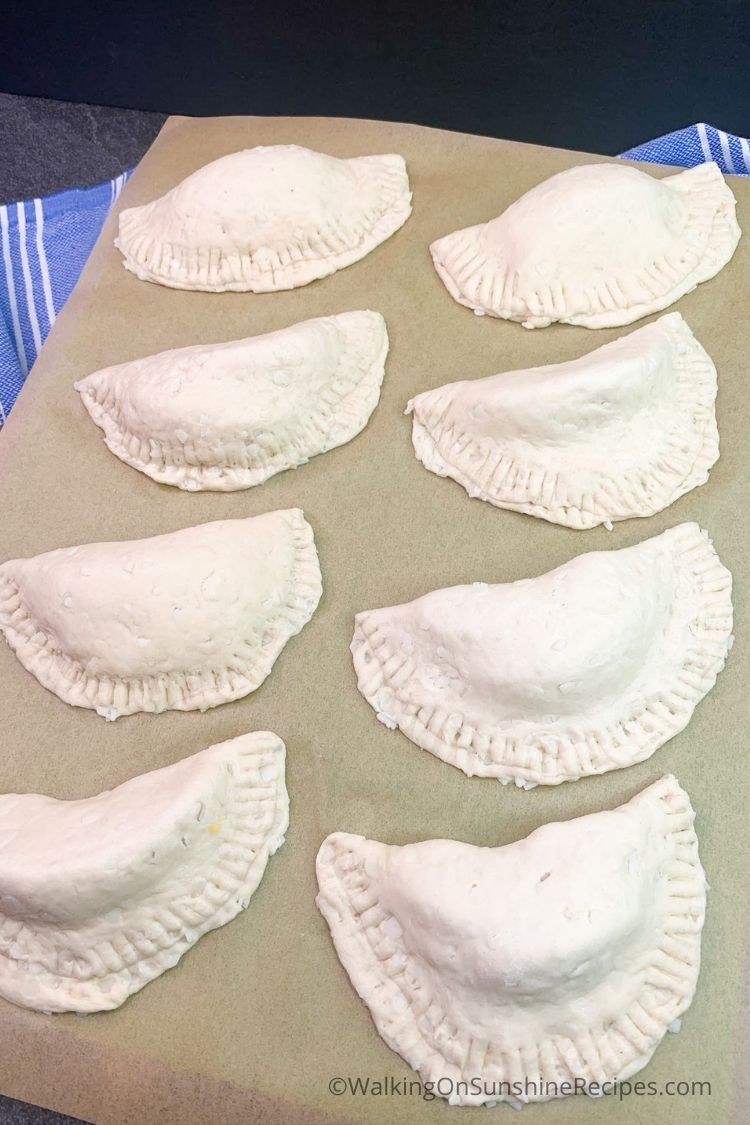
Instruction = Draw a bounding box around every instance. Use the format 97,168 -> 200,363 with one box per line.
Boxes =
0,115 -> 747,1125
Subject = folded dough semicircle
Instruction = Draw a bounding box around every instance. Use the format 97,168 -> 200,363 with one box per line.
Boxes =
430,161 -> 740,328
0,731 -> 288,1013
75,310 -> 389,492
0,509 -> 322,719
116,144 -> 412,292
316,775 -> 705,1105
351,523 -> 732,785
406,313 -> 718,529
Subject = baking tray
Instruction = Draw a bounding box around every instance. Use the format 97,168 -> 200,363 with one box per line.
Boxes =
0,115 -> 747,1125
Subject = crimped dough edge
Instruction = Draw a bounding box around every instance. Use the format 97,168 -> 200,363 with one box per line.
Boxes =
76,312 -> 389,492
116,154 -> 412,293
430,163 -> 740,329
0,732 -> 288,1013
0,510 -> 322,718
351,524 -> 732,784
316,775 -> 704,1106
407,315 -> 719,529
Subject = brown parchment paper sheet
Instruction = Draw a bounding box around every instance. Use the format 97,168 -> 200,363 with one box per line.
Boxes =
0,116 -> 748,1125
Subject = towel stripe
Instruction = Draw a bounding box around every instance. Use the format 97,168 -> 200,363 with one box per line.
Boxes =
740,138 -> 750,175
718,129 -> 736,174
34,197 -> 57,329
697,123 -> 713,163
17,202 -> 42,354
0,203 -> 28,377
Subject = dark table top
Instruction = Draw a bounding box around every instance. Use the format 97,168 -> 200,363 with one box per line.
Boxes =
0,93 -> 164,205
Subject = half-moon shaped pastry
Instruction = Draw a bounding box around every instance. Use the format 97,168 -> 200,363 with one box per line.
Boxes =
406,313 -> 718,529
0,731 -> 288,1013
0,509 -> 322,719
116,144 -> 412,292
316,775 -> 705,1105
431,161 -> 740,328
75,311 -> 389,492
351,523 -> 732,785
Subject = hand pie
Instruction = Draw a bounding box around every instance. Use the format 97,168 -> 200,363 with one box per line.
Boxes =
0,731 -> 287,1013
316,775 -> 705,1106
431,161 -> 739,328
0,509 -> 322,719
116,144 -> 412,292
407,313 -> 718,529
75,311 -> 389,492
352,523 -> 732,785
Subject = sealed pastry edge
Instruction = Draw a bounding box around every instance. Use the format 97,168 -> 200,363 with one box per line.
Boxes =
116,149 -> 413,293
429,162 -> 741,329
351,523 -> 733,785
315,774 -> 705,1106
0,510 -> 323,719
406,313 -> 719,529
0,731 -> 288,1014
75,310 -> 390,492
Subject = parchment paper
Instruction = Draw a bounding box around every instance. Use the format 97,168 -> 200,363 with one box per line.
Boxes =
0,116 -> 747,1125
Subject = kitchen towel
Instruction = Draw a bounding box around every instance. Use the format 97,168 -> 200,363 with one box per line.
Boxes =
0,173 -> 128,425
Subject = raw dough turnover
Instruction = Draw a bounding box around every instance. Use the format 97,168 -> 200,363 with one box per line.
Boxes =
75,310 -> 389,491
407,313 -> 718,529
430,161 -> 740,328
0,731 -> 288,1013
0,509 -> 322,719
116,144 -> 412,292
316,775 -> 705,1105
351,523 -> 732,785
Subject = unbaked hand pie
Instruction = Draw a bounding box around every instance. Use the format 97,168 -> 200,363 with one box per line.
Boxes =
116,144 -> 412,291
407,313 -> 718,528
351,524 -> 732,785
0,509 -> 322,719
76,310 -> 389,491
316,775 -> 705,1106
0,731 -> 288,1013
431,161 -> 739,328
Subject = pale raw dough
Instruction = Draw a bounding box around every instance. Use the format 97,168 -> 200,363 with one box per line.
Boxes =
351,523 -> 732,785
115,144 -> 412,292
75,311 -> 389,491
316,775 -> 705,1105
0,731 -> 288,1013
430,161 -> 740,328
407,313 -> 718,529
0,509 -> 322,719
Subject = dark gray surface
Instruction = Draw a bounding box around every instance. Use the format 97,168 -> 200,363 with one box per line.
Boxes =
0,90 -> 164,1125
0,1098 -> 90,1125
0,92 -> 165,203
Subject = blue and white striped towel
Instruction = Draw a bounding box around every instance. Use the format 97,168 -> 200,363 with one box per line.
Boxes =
620,122 -> 750,177
0,172 -> 128,425
1,122 -> 749,426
